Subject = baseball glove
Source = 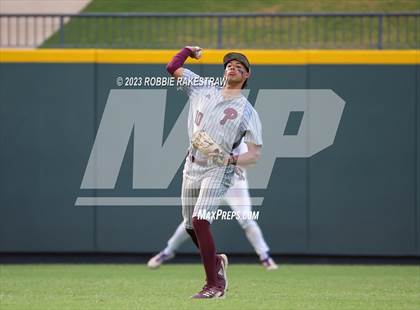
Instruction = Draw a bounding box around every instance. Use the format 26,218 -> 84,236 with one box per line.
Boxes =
191,130 -> 245,180
191,130 -> 228,166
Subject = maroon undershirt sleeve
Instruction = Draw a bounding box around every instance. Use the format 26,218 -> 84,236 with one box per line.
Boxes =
166,47 -> 192,75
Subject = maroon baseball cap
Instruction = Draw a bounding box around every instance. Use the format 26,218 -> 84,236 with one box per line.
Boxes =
223,52 -> 250,72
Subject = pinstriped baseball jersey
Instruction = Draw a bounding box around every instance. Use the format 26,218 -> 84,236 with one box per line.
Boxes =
180,69 -> 263,168
179,68 -> 262,228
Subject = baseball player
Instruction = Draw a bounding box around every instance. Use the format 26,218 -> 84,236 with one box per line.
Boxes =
147,142 -> 278,271
166,46 -> 262,299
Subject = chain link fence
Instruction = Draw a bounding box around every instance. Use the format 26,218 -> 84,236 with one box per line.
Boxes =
1,12 -> 418,49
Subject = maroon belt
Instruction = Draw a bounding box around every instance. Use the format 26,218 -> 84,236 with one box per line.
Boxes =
187,153 -> 244,180
188,154 -> 208,167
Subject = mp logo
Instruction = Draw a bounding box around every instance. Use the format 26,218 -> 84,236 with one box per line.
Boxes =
75,89 -> 345,206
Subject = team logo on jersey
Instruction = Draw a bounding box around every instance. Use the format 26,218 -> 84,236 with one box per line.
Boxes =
220,108 -> 238,125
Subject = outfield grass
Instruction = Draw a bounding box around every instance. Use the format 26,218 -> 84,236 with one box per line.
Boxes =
41,0 -> 419,49
1,264 -> 419,309
83,0 -> 419,14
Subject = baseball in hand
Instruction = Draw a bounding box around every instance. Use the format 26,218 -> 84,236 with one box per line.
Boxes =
195,48 -> 202,59
186,46 -> 202,59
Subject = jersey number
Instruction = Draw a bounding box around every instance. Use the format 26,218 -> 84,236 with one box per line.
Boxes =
195,111 -> 203,126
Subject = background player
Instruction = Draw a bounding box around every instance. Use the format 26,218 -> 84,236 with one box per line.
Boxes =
166,46 -> 263,298
147,141 -> 278,271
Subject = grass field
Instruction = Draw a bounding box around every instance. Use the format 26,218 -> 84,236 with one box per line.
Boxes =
1,264 -> 419,309
42,0 -> 419,49
82,0 -> 419,13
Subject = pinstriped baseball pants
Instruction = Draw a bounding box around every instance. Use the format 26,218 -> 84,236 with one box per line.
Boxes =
182,164 -> 235,229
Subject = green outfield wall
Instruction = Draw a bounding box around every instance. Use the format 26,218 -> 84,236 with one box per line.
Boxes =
0,50 -> 418,256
